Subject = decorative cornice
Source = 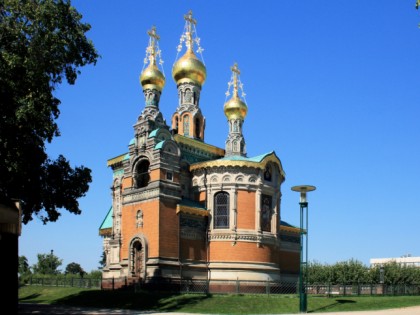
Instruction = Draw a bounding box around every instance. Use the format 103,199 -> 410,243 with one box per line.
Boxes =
279,225 -> 300,234
108,153 -> 127,167
208,231 -> 279,246
123,188 -> 159,204
190,153 -> 284,176
176,204 -> 209,217
99,228 -> 112,236
174,134 -> 224,156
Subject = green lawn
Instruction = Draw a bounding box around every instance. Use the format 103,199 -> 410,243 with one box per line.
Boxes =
19,285 -> 420,314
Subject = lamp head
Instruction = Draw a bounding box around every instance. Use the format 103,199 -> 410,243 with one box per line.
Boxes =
291,185 -> 316,203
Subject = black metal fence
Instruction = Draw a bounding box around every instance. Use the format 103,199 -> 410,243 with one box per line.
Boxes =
25,276 -> 420,296
139,278 -> 420,296
27,276 -> 101,288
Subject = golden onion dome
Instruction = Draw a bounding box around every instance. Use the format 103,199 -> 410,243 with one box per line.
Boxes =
172,50 -> 206,87
224,95 -> 248,120
140,63 -> 165,92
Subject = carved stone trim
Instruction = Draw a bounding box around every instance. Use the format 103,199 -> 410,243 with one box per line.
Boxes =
123,188 -> 159,203
208,231 -> 279,246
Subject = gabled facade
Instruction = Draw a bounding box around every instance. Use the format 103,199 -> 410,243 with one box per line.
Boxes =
99,11 -> 300,289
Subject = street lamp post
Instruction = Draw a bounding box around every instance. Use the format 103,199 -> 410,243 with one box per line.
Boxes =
50,249 -> 54,274
380,265 -> 385,295
291,185 -> 316,313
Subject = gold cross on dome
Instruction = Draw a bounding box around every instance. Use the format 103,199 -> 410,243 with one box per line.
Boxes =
147,26 -> 160,41
231,63 -> 241,76
231,63 -> 240,97
184,10 -> 197,25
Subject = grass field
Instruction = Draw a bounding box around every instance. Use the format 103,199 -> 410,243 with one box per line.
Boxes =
19,285 -> 420,314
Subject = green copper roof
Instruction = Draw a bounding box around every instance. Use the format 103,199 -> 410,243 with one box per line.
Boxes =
129,138 -> 136,145
155,140 -> 165,149
220,151 -> 275,163
148,128 -> 161,138
99,206 -> 113,230
123,153 -> 130,161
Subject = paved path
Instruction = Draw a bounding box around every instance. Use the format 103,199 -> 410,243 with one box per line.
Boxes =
18,303 -> 420,314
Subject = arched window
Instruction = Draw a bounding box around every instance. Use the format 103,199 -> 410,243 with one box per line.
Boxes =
214,192 -> 229,229
264,165 -> 272,181
183,115 -> 190,136
184,88 -> 192,103
195,117 -> 201,139
135,160 -> 150,188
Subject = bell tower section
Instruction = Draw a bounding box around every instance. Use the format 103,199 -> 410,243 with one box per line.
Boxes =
171,11 -> 206,141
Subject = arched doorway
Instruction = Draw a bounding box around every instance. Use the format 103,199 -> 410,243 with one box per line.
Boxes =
132,240 -> 143,279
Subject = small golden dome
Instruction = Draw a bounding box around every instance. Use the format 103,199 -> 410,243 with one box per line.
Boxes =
140,63 -> 165,92
172,50 -> 206,87
224,95 -> 248,120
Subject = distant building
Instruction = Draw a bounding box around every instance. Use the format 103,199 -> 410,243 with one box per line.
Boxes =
370,256 -> 420,267
99,11 -> 300,290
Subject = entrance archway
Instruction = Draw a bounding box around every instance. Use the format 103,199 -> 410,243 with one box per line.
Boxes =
130,235 -> 147,280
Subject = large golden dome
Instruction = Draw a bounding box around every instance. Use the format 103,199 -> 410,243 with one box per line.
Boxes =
140,63 -> 165,92
224,95 -> 248,120
172,50 -> 206,87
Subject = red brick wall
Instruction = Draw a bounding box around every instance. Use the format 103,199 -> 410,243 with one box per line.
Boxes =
121,199 -> 160,259
236,190 -> 255,230
158,201 -> 179,258
209,242 -> 276,264
180,238 -> 207,261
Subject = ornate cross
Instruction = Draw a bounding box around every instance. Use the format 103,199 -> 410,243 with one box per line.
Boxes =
231,63 -> 240,96
146,26 -> 160,65
184,10 -> 197,25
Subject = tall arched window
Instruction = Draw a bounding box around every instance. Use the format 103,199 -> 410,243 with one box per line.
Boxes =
195,117 -> 201,139
135,160 -> 150,188
183,115 -> 190,136
174,116 -> 179,132
214,192 -> 229,229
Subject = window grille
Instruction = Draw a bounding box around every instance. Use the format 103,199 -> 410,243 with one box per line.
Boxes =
214,192 -> 229,228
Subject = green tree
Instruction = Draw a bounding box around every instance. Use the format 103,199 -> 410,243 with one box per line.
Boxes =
65,262 -> 85,277
331,259 -> 368,284
98,251 -> 106,270
19,255 -> 32,284
88,269 -> 102,279
308,259 -> 370,284
307,260 -> 332,284
32,251 -> 62,275
18,255 -> 31,274
0,0 -> 98,224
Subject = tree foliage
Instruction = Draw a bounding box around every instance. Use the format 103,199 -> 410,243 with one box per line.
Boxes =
98,251 -> 106,270
19,255 -> 31,274
0,0 -> 98,224
65,262 -> 86,276
32,252 -> 62,275
308,259 -> 420,284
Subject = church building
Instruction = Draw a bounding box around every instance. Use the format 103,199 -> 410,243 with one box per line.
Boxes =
99,11 -> 300,289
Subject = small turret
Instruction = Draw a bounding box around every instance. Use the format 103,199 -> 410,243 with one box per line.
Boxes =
172,10 -> 206,87
140,26 -> 165,106
224,63 -> 248,157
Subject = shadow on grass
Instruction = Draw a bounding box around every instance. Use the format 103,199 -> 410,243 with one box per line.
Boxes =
51,289 -> 210,312
309,298 -> 356,313
19,293 -> 42,301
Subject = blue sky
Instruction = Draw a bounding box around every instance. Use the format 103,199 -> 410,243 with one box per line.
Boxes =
19,1 -> 420,272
